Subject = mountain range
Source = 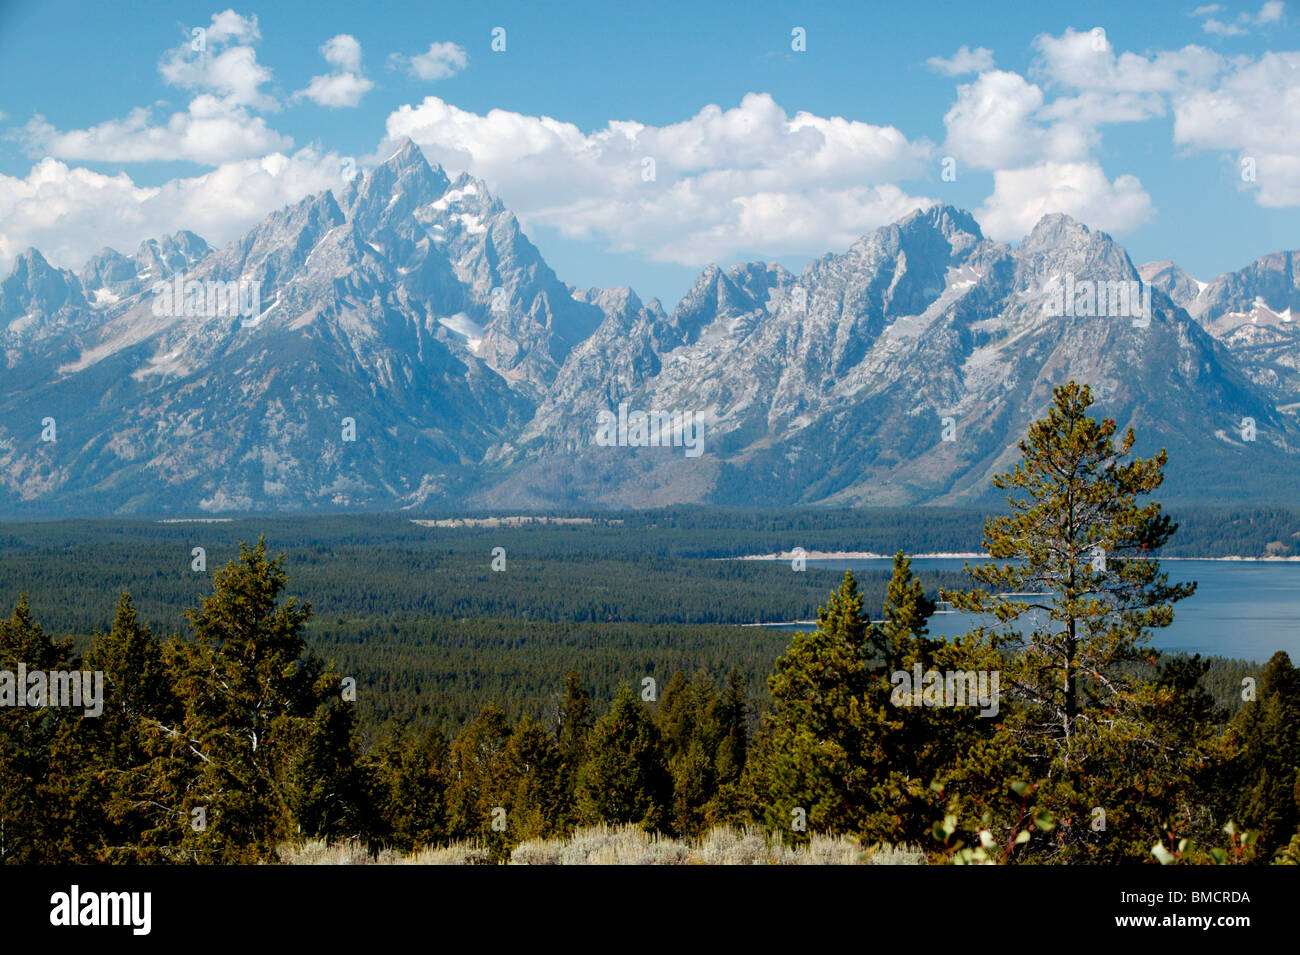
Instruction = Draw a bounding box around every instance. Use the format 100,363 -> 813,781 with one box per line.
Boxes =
2,139 -> 1296,515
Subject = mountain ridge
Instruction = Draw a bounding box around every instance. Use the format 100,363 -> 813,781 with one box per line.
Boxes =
2,139 -> 1296,515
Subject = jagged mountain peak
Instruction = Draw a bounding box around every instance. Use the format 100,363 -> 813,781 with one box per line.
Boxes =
382,136 -> 428,170
1139,260 -> 1204,308
346,139 -> 451,226
841,205 -> 986,278
1151,248 -> 1300,404
8,246 -> 57,276
2,188 -> 1297,515
136,229 -> 210,259
229,189 -> 347,265
133,230 -> 212,280
444,170 -> 503,210
1021,212 -> 1102,251
1016,212 -> 1139,286
574,285 -> 645,315
897,204 -> 984,242
677,262 -> 760,316
0,248 -> 88,327
79,247 -> 134,293
721,261 -> 795,305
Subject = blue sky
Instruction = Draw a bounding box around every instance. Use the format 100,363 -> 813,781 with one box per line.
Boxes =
0,0 -> 1296,307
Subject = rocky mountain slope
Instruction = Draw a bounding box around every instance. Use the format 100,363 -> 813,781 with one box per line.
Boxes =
1,140 -> 1294,515
1141,252 -> 1300,408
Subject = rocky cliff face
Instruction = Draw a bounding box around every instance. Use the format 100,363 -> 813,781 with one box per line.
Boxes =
1142,251 -> 1300,406
489,209 -> 1285,507
1,140 -> 1295,515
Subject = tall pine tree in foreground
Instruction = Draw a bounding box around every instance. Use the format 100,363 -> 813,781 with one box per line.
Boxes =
556,670 -> 593,800
750,554 -> 996,845
713,667 -> 750,789
65,594 -> 182,862
498,714 -> 567,842
172,539 -> 350,862
861,552 -> 999,844
945,381 -> 1200,860
445,702 -> 511,852
751,570 -> 875,839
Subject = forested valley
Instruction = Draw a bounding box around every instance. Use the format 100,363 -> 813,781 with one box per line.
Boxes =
1,383 -> 1298,865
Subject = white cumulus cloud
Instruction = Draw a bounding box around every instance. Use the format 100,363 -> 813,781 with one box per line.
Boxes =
1199,0 -> 1286,36
25,11 -> 285,165
390,41 -> 469,81
977,161 -> 1154,239
295,34 -> 374,108
158,13 -> 278,112
926,45 -> 995,76
321,34 -> 363,72
22,98 -> 291,164
384,92 -> 936,264
1032,28 -> 1223,92
942,71 -> 1046,169
1173,51 -> 1300,205
0,149 -> 348,275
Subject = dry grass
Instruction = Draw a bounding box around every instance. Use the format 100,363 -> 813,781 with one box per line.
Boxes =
279,825 -> 927,865
277,839 -> 490,865
276,840 -> 394,865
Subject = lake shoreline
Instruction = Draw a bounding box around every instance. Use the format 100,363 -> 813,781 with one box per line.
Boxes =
733,552 -> 1300,562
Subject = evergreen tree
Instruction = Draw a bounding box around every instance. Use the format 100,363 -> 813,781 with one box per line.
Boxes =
944,381 -> 1199,859
576,684 -> 670,831
557,670 -> 593,765
556,669 -> 593,822
657,671 -> 722,837
1121,653 -> 1230,860
875,551 -> 937,668
0,596 -> 72,863
285,684 -> 365,841
66,594 -> 183,862
1229,651 -> 1300,859
750,554 -> 995,845
702,667 -> 752,828
860,552 -> 997,844
171,539 -> 340,862
755,571 -> 875,839
446,702 -> 512,852
498,714 -> 567,842
656,671 -> 696,758
711,666 -> 749,788
361,724 -> 449,852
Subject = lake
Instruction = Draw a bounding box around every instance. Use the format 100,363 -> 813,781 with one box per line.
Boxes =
795,558 -> 1300,663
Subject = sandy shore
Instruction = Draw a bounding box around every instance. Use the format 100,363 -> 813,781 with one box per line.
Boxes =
735,551 -> 986,560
